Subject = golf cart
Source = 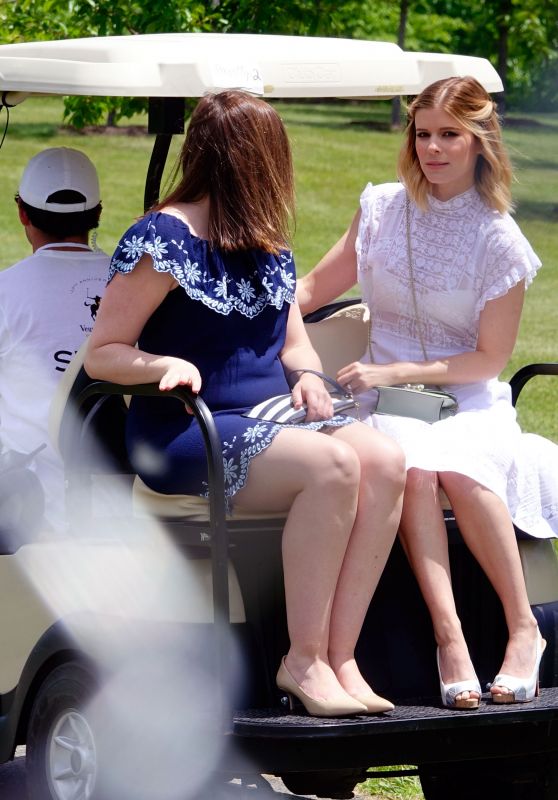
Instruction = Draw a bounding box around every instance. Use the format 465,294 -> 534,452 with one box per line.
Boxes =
1,33 -> 558,800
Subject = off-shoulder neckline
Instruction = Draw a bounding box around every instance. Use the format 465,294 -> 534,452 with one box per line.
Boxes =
145,209 -> 210,244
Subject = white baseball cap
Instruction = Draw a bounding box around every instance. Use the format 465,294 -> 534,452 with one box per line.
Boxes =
18,147 -> 101,212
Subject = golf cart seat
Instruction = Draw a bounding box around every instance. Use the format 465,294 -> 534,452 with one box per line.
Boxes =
48,300 -> 558,610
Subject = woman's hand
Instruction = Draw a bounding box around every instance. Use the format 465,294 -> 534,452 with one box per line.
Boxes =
337,279 -> 526,394
291,372 -> 334,421
159,358 -> 202,413
336,362 -> 397,394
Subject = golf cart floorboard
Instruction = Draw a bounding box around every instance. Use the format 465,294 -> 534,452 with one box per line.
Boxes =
234,686 -> 558,737
229,689 -> 558,774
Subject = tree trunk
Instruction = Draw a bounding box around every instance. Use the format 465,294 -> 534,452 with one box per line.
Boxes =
496,0 -> 512,115
391,0 -> 409,130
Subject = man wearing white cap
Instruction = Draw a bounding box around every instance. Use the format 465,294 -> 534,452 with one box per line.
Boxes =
0,147 -> 110,535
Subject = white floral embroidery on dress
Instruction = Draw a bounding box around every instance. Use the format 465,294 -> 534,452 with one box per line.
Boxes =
237,278 -> 257,303
242,423 -> 268,444
120,234 -> 146,262
146,235 -> 169,260
214,275 -> 228,299
109,215 -> 296,318
201,415 -> 355,505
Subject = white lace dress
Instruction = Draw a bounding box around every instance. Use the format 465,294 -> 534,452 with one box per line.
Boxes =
356,182 -> 558,539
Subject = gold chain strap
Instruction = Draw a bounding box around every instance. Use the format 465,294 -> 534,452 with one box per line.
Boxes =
405,194 -> 429,362
368,193 -> 429,364
367,193 -> 431,391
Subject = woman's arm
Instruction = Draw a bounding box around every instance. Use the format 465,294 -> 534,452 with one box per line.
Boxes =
279,302 -> 336,421
336,282 -> 526,393
296,209 -> 360,315
84,255 -> 202,394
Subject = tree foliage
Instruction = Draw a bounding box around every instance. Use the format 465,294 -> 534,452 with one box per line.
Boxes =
0,0 -> 226,126
1,0 -> 556,126
425,0 -> 558,110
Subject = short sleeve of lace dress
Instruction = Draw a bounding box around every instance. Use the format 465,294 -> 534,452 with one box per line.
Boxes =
475,213 -> 541,317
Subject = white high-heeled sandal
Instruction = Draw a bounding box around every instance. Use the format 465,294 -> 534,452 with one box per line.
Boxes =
491,632 -> 546,704
437,648 -> 481,710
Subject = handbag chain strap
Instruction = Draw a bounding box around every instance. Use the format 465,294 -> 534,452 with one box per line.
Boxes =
288,368 -> 353,398
367,193 -> 427,389
368,194 -> 428,360
405,194 -> 429,362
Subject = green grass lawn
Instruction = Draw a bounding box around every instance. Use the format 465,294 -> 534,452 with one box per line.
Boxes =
2,97 -> 557,800
357,767 -> 424,800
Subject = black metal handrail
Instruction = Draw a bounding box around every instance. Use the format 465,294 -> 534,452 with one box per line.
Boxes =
509,362 -> 558,407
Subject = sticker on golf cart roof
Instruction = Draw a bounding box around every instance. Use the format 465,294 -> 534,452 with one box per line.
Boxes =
209,63 -> 264,94
281,63 -> 340,83
374,85 -> 406,93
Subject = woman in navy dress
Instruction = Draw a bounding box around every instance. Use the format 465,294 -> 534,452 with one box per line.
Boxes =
86,90 -> 406,717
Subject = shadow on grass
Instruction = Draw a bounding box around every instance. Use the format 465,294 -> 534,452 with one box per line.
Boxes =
8,122 -> 61,139
515,199 -> 558,222
515,159 -> 558,172
280,100 -> 395,133
505,116 -> 558,132
287,117 -> 395,134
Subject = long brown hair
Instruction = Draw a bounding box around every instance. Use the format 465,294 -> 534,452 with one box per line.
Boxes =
397,76 -> 513,213
156,90 -> 295,253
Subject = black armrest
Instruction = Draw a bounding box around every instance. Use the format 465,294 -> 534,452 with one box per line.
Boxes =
72,380 -> 225,514
303,297 -> 363,323
509,363 -> 558,406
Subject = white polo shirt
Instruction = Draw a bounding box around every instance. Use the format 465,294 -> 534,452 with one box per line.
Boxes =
0,243 -> 110,529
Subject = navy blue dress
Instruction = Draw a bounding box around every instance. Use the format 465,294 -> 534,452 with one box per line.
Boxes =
109,212 -> 353,502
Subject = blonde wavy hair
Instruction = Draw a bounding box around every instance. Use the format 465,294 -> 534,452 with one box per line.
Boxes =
397,76 -> 513,214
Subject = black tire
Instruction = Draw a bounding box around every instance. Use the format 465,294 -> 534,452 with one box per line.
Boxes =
26,661 -> 100,800
419,753 -> 558,800
280,768 -> 367,799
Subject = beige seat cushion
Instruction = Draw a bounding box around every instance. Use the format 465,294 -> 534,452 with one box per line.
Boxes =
305,301 -> 369,377
133,476 -> 287,521
518,538 -> 558,605
48,338 -> 90,456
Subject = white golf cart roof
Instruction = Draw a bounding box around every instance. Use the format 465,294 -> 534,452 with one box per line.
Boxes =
0,33 -> 503,102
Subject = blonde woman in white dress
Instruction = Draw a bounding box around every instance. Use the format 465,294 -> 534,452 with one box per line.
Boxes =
298,76 -> 558,710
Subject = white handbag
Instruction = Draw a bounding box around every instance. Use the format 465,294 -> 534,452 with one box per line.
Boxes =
374,384 -> 458,423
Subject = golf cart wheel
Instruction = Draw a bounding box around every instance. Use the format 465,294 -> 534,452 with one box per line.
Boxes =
419,753 -> 558,800
26,661 -> 101,800
280,768 -> 367,798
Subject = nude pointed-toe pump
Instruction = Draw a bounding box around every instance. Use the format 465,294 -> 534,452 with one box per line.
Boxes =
276,658 -> 367,717
348,689 -> 394,714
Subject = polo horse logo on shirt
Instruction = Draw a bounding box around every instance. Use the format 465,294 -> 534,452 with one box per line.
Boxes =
84,292 -> 102,321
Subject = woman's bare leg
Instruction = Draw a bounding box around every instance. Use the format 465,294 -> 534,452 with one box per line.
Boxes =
440,472 -> 539,699
398,468 -> 479,703
325,424 -> 406,697
234,427 -> 362,704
